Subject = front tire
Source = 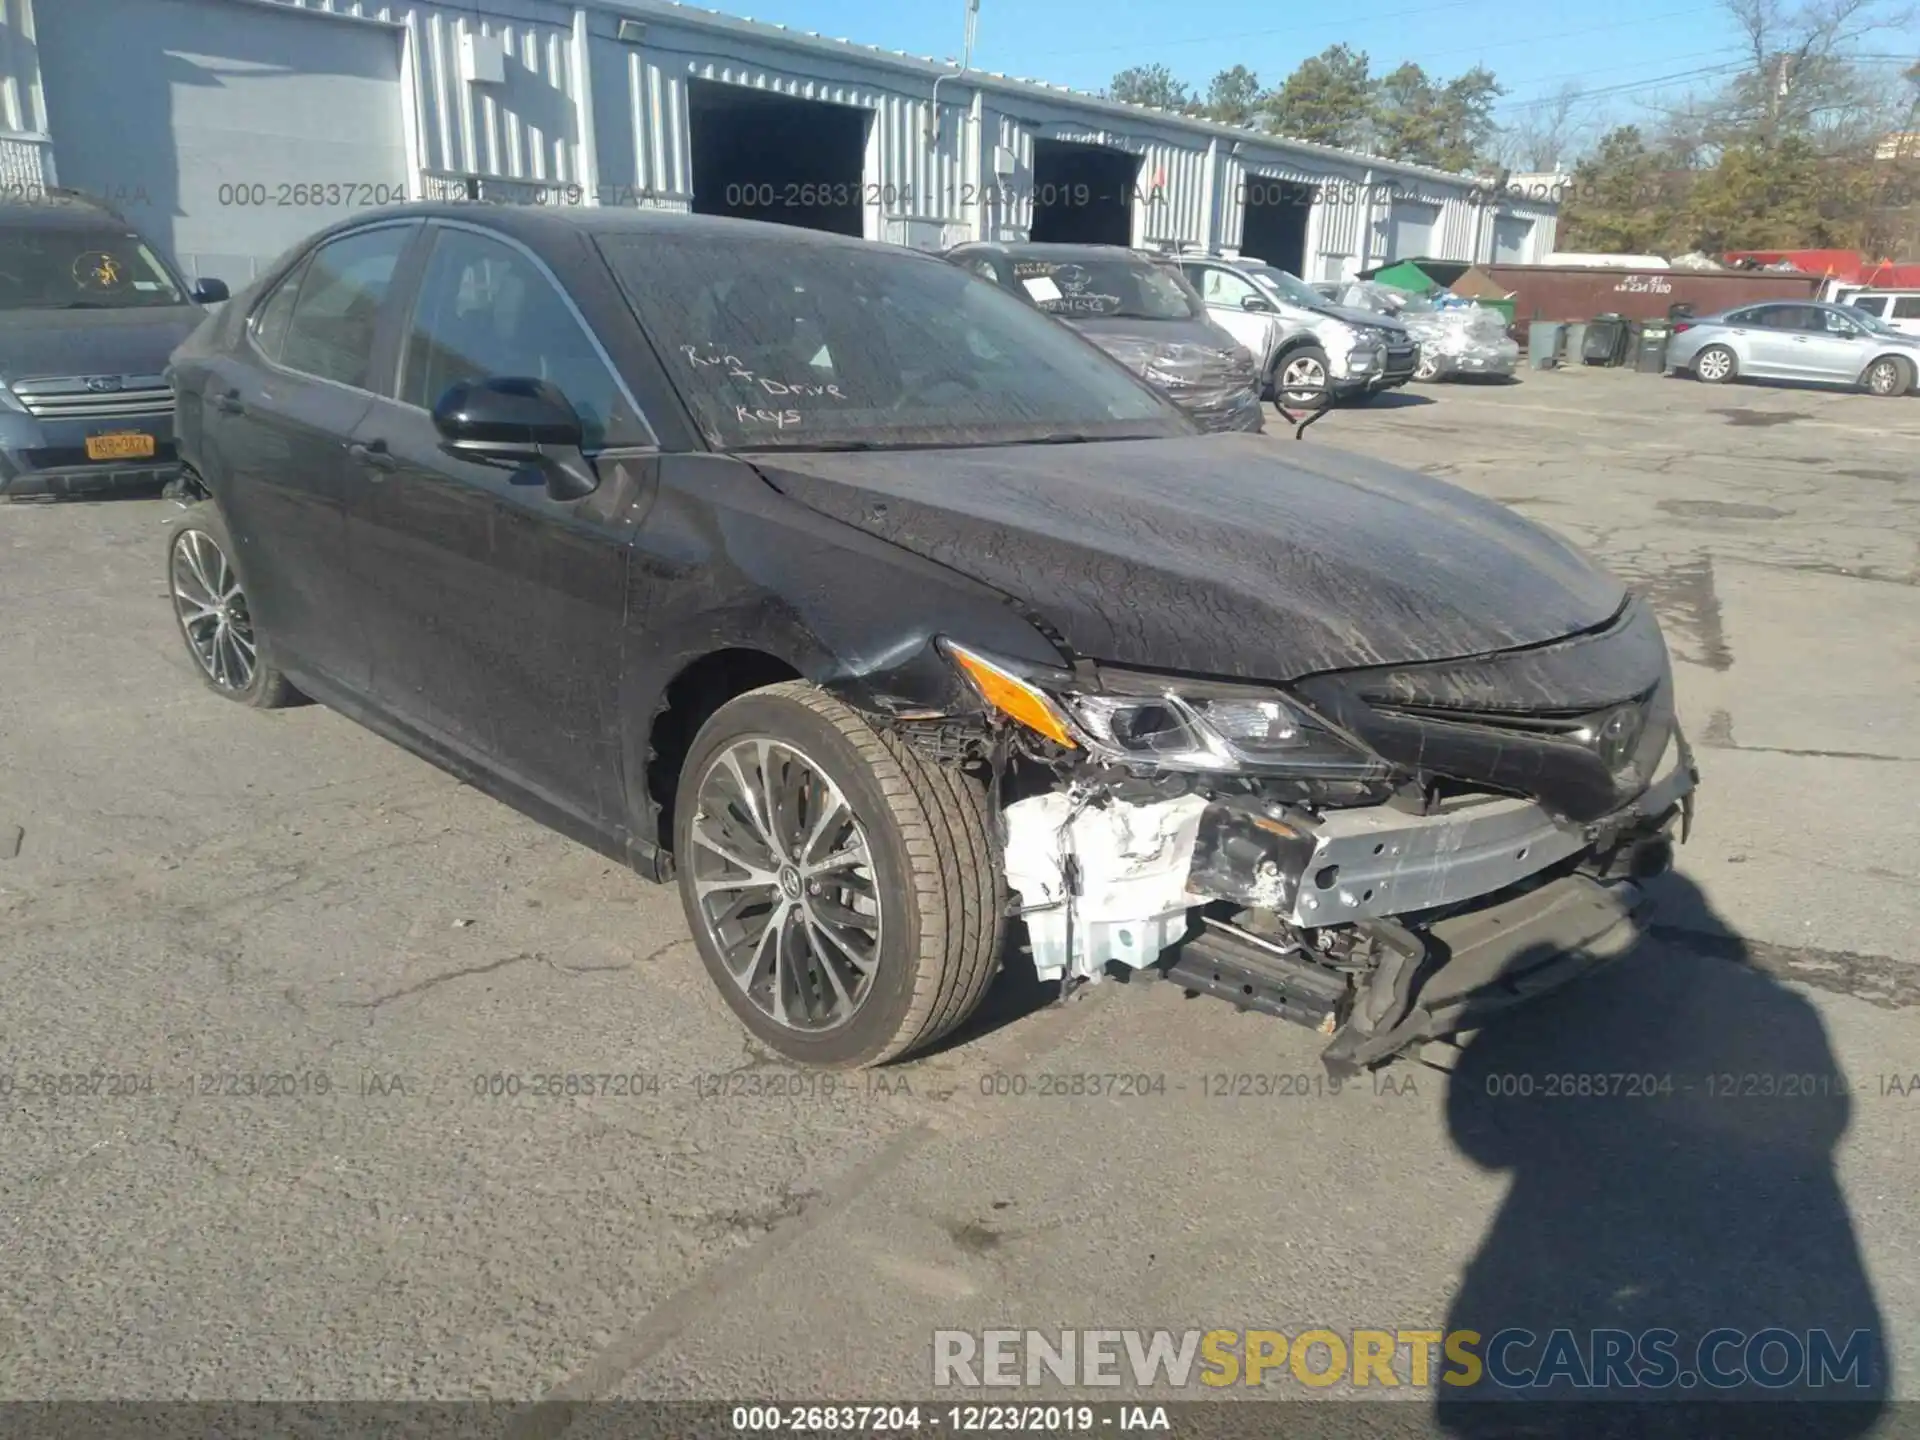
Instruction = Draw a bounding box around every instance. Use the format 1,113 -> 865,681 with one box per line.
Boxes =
1863,355 -> 1911,397
166,503 -> 296,709
1693,345 -> 1737,384
674,681 -> 1005,1068
1414,352 -> 1443,382
1275,345 -> 1332,411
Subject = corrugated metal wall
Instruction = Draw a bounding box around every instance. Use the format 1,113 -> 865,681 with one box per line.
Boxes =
0,0 -> 1546,265
274,0 -> 585,185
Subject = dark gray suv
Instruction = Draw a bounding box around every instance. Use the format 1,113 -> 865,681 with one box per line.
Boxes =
945,242 -> 1263,433
0,192 -> 228,500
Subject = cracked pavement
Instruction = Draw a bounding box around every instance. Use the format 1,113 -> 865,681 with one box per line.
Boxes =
1,367 -> 1917,1419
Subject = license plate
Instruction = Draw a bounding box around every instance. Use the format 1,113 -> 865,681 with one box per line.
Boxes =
85,432 -> 156,461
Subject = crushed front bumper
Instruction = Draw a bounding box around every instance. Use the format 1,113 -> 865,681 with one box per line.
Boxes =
1001,731 -> 1698,1073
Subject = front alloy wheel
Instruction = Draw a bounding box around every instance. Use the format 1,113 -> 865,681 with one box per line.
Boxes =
674,682 -> 1005,1068
1864,356 -> 1909,397
1277,346 -> 1332,410
689,737 -> 882,1032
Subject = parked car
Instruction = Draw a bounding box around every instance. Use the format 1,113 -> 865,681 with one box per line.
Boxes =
1173,252 -> 1419,407
0,190 -> 229,500
944,242 -> 1262,432
1838,289 -> 1920,338
167,205 -> 1699,1075
1668,300 -> 1920,396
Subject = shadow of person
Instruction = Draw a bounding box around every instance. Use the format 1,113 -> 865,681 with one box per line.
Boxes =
1435,870 -> 1889,1440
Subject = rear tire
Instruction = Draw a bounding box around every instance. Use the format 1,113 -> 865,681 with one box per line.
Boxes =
165,502 -> 297,709
1862,354 -> 1911,397
1693,345 -> 1737,384
674,681 -> 1005,1068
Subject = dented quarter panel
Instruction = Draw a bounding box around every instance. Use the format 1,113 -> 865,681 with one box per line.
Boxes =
616,454 -> 1067,845
751,431 -> 1628,682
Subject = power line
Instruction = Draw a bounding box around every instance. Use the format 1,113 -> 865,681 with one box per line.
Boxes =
1497,45 -> 1750,99
1496,59 -> 1755,112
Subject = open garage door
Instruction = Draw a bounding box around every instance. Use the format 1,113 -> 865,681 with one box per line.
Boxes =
1238,176 -> 1313,276
688,81 -> 871,238
1029,139 -> 1138,246
37,0 -> 409,285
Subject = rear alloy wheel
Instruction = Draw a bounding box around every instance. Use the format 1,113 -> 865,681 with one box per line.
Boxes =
1276,345 -> 1332,410
675,681 -> 1004,1068
1863,355 -> 1911,397
167,503 -> 295,708
1693,345 -> 1737,384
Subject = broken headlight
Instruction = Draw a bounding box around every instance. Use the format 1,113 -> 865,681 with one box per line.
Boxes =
944,642 -> 1388,779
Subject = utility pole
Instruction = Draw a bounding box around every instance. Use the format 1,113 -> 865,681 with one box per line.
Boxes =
1766,53 -> 1793,143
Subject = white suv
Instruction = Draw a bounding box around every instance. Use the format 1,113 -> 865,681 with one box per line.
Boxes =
1175,253 -> 1419,407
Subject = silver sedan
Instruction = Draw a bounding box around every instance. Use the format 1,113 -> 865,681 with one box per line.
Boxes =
1668,300 -> 1920,396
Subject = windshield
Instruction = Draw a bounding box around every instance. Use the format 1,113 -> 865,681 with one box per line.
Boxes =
0,225 -> 188,310
1241,263 -> 1332,310
1003,256 -> 1202,321
600,234 -> 1193,452
1842,305 -> 1896,335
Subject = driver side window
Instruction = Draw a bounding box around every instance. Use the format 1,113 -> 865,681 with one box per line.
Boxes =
399,228 -> 647,451
1195,266 -> 1258,307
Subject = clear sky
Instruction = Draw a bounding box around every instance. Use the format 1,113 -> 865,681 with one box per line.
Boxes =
676,0 -> 1772,142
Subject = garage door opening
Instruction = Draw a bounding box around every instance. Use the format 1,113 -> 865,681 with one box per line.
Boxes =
1237,177 -> 1314,277
688,80 -> 871,238
1029,139 -> 1138,246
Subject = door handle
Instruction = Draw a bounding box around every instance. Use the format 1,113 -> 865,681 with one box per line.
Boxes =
348,438 -> 398,474
213,389 -> 244,415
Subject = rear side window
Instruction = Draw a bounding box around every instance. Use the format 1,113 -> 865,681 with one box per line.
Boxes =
1724,308 -> 1760,325
1894,297 -> 1920,319
249,261 -> 306,362
278,226 -> 413,389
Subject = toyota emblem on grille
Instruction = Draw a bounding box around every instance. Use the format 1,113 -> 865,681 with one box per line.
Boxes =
84,376 -> 124,393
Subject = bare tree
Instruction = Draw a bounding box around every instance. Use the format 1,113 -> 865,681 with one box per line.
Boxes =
1496,83 -> 1594,169
1714,0 -> 1914,145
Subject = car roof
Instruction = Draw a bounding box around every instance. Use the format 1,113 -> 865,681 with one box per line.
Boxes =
948,241 -> 1171,262
308,201 -> 938,261
0,195 -> 138,229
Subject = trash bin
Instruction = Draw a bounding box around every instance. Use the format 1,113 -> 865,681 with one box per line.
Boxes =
1564,321 -> 1588,365
1528,321 -> 1565,369
1637,321 -> 1672,373
1668,301 -> 1696,324
1583,314 -> 1627,365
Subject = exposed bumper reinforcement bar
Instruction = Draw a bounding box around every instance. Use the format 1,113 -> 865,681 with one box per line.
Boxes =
1322,872 -> 1650,1077
1168,871 -> 1650,1076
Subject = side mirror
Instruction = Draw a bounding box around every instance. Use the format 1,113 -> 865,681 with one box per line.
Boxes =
191,277 -> 230,304
432,376 -> 599,502
1240,294 -> 1275,313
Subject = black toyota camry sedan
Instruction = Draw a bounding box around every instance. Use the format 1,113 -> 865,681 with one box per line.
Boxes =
166,204 -> 1699,1073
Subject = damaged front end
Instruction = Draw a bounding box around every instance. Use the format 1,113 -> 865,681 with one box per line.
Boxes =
901,613 -> 1700,1077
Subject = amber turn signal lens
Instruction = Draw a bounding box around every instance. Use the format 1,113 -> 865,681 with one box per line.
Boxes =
948,646 -> 1078,749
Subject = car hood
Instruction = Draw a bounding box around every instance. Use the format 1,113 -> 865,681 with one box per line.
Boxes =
750,432 -> 1628,682
1063,314 -> 1245,355
0,305 -> 205,382
1317,302 -> 1410,336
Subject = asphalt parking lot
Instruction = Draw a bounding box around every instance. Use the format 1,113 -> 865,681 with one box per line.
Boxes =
3,367 -> 1918,1419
